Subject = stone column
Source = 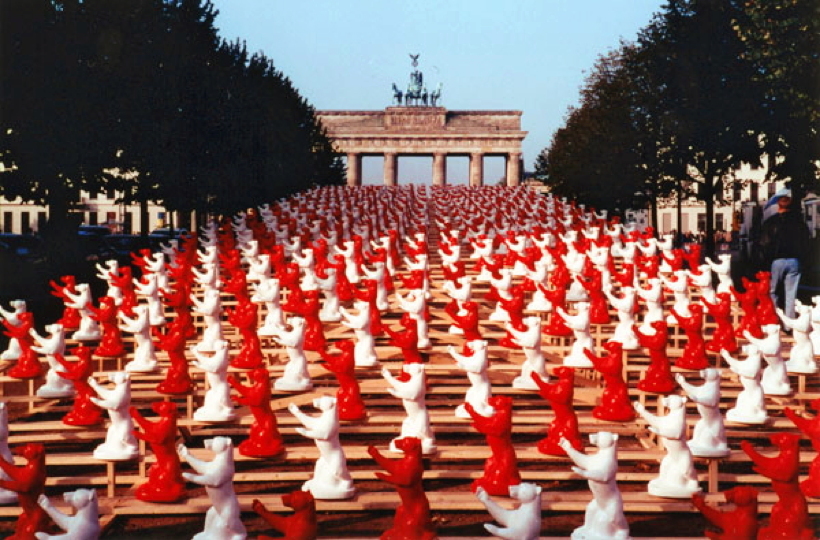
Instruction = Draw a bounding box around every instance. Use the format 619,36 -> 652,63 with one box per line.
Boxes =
469,152 -> 484,187
346,152 -> 361,187
432,153 -> 447,186
506,152 -> 522,186
383,153 -> 398,186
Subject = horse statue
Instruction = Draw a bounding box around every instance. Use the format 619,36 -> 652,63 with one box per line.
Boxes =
391,83 -> 403,106
421,87 -> 429,107
431,83 -> 443,107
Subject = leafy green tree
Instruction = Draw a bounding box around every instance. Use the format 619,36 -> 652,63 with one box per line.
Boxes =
1,0 -> 344,241
0,0 -> 120,231
536,48 -> 644,214
732,0 -> 820,197
632,0 -> 767,254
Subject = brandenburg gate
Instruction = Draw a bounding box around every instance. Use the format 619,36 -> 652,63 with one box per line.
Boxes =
316,107 -> 527,187
317,53 -> 525,186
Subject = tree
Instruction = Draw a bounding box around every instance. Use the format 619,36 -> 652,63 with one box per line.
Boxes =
632,0 -> 768,255
536,47 -> 647,214
1,0 -> 344,239
0,0 -> 121,231
732,0 -> 820,198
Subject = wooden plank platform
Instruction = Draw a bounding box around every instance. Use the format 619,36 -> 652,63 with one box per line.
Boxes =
1,228 -> 818,538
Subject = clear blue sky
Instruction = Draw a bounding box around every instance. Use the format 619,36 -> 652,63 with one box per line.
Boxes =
211,0 -> 665,184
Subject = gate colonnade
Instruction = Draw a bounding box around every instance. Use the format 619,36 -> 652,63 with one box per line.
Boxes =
316,107 -> 527,187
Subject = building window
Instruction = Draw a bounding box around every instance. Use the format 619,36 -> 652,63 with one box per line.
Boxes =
750,182 -> 759,202
697,213 -> 706,232
733,181 -> 742,202
2,212 -> 12,233
89,212 -> 98,225
37,212 -> 47,232
768,183 -> 776,198
716,213 -> 725,232
21,212 -> 31,234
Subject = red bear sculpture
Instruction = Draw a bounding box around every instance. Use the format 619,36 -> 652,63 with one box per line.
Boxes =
578,271 -> 610,325
466,395 -> 522,496
531,367 -> 582,456
319,340 -> 367,421
253,490 -> 318,540
89,296 -> 125,358
702,292 -> 738,354
670,304 -> 709,370
154,322 -> 194,395
385,314 -> 424,365
0,443 -> 49,540
753,271 -> 780,326
55,346 -> 104,426
368,438 -> 437,540
49,275 -> 81,330
741,433 -> 814,540
3,312 -> 42,379
692,486 -> 758,540
784,399 -> 820,499
226,299 -> 264,369
633,321 -> 677,394
130,401 -> 186,503
732,283 -> 762,339
228,368 -> 284,458
585,342 -> 635,422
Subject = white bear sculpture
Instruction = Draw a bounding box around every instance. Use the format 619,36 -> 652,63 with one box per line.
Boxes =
675,369 -> 729,457
449,340 -> 494,419
721,346 -> 767,424
118,306 -> 158,373
270,317 -> 312,392
338,302 -> 379,368
31,323 -> 73,399
560,432 -> 630,540
178,437 -> 246,540
289,396 -> 355,500
35,489 -> 100,540
476,482 -> 542,540
506,316 -> 548,390
633,396 -> 701,498
745,324 -> 791,396
191,340 -> 236,422
382,364 -> 436,455
778,303 -> 817,374
88,372 -> 139,461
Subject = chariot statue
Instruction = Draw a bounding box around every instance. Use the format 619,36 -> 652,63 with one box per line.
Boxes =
391,54 -> 442,107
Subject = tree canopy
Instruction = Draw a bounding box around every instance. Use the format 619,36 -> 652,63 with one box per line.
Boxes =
0,0 -> 344,227
536,0 -> 819,254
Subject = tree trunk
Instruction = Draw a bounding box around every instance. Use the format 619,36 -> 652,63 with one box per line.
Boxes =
703,179 -> 716,260
44,186 -> 75,238
676,181 -> 683,247
140,199 -> 149,237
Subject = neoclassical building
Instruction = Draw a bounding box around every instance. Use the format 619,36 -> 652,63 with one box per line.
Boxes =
316,107 -> 527,187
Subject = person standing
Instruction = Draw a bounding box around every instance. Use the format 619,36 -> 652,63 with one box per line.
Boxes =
758,188 -> 811,319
